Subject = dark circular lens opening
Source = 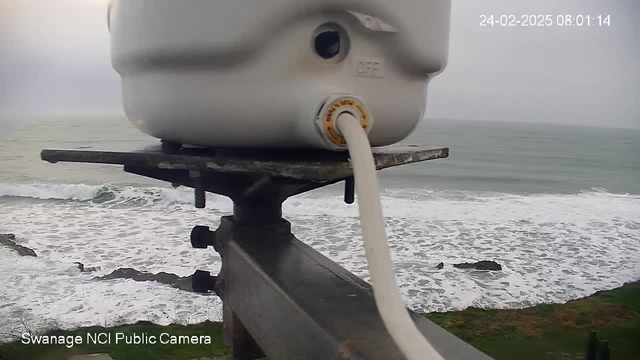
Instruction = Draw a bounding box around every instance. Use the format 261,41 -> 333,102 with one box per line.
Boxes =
314,31 -> 341,59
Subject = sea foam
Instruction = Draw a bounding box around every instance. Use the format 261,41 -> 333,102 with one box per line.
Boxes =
1,182 -> 639,339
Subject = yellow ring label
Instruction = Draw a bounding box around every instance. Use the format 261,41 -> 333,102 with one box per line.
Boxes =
322,97 -> 370,147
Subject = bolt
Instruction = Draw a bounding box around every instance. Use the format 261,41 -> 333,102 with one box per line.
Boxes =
190,171 -> 206,209
191,225 -> 217,249
192,270 -> 217,293
344,177 -> 355,204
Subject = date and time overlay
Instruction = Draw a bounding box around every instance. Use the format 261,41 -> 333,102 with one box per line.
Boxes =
479,14 -> 611,27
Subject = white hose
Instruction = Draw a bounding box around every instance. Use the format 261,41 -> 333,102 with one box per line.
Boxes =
336,112 -> 444,360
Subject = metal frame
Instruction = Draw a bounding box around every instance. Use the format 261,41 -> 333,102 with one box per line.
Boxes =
41,143 -> 493,360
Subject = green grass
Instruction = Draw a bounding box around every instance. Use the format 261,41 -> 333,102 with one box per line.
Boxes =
1,282 -> 638,360
0,321 -> 229,360
424,281 -> 640,360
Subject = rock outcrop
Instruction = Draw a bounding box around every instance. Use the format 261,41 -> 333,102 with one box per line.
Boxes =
75,262 -> 101,273
453,260 -> 502,271
94,268 -> 193,292
0,234 -> 37,257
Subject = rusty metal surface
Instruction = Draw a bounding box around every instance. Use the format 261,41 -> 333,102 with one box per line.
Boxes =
41,144 -> 448,183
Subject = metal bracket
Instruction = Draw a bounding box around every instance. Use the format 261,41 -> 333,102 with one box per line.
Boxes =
210,216 -> 491,360
40,143 -> 492,359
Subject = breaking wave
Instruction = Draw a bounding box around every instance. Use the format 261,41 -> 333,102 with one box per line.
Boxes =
1,182 -> 639,223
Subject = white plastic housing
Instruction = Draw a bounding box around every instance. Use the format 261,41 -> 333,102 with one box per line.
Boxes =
108,0 -> 450,149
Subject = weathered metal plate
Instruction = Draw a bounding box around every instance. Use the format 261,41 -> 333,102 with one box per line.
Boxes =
41,145 -> 448,183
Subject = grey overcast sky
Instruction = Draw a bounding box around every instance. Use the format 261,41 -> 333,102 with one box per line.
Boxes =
1,0 -> 639,128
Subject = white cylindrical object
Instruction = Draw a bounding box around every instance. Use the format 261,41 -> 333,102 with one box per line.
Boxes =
109,0 -> 451,149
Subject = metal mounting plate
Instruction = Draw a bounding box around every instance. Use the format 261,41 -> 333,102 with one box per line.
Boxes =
41,144 -> 448,183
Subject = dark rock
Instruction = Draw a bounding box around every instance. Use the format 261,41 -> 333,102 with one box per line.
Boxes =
436,262 -> 444,270
95,268 -> 193,292
74,262 -> 101,273
453,260 -> 502,271
0,234 -> 37,257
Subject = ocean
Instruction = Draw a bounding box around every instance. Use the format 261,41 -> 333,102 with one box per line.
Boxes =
1,117 -> 639,339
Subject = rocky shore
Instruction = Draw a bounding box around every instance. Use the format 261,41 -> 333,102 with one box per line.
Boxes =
1,233 -> 194,293
0,234 -> 37,257
94,268 -> 193,292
